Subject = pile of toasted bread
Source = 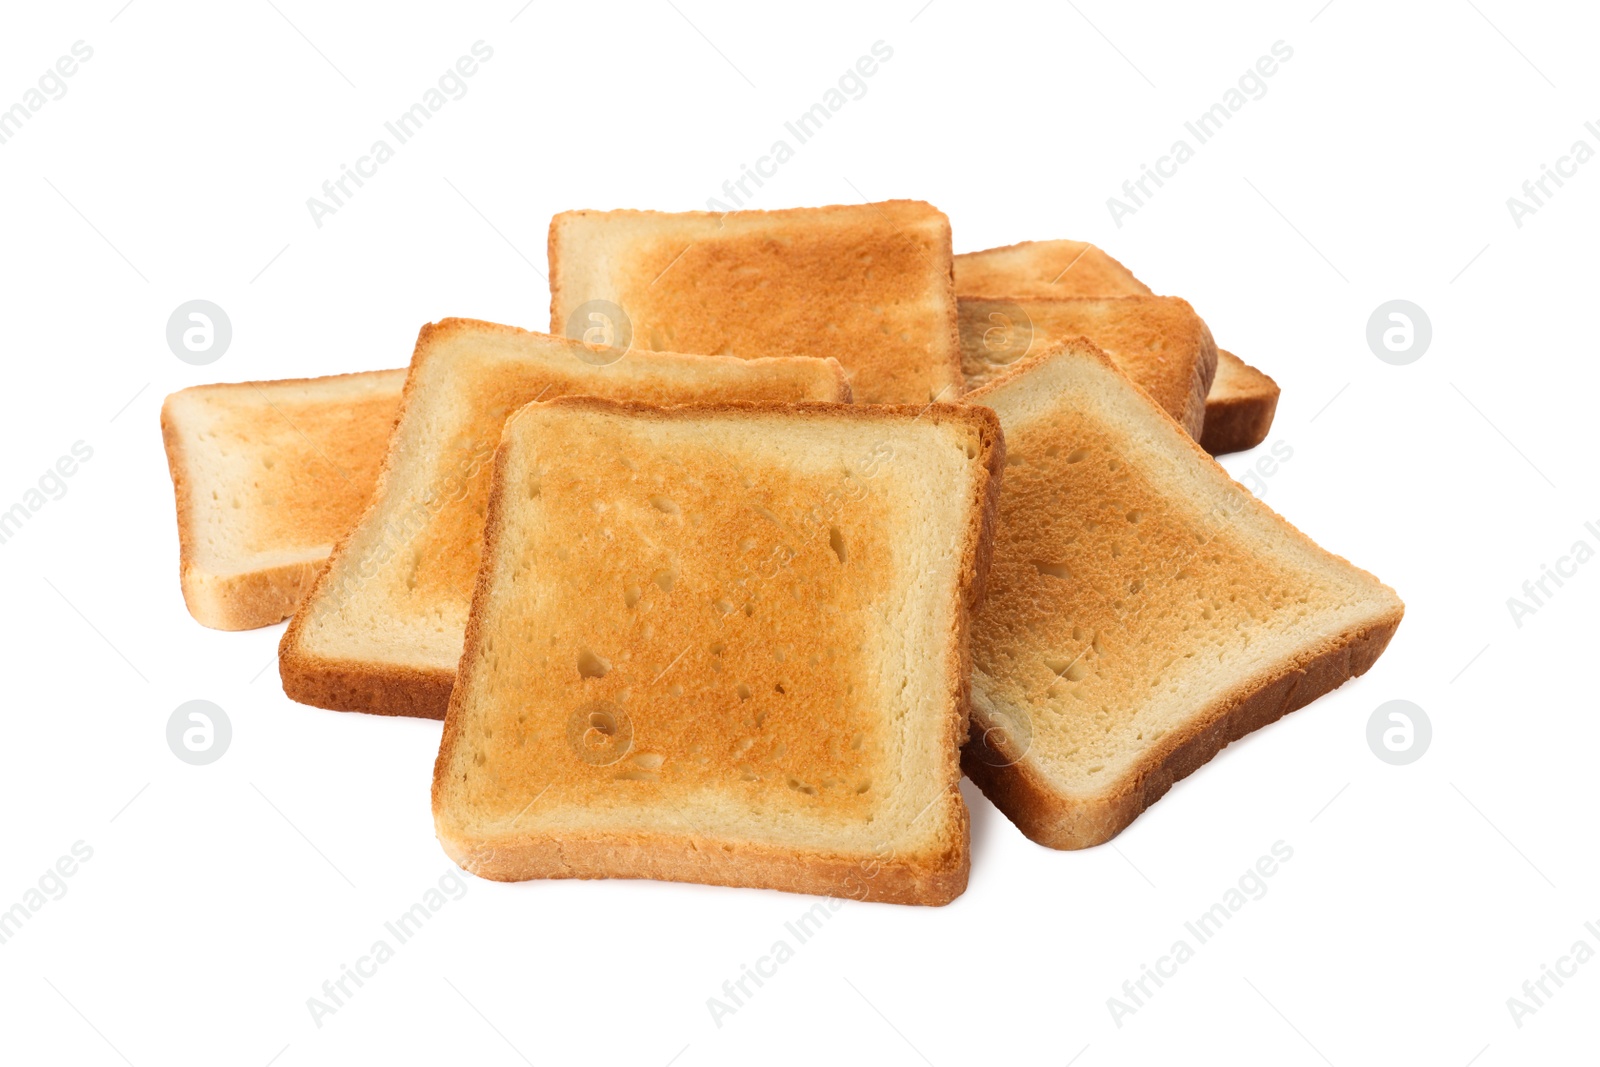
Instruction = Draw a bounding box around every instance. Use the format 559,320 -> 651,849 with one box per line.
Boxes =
162,201 -> 1400,906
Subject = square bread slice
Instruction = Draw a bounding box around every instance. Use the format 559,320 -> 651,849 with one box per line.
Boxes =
432,397 -> 1004,904
957,295 -> 1218,439
960,340 -> 1402,849
1199,349 -> 1281,455
548,200 -> 962,405
161,369 -> 406,630
954,238 -> 1153,300
279,319 -> 850,720
955,238 -> 1279,454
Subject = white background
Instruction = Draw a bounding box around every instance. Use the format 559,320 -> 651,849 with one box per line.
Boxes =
1,1 -> 1595,1063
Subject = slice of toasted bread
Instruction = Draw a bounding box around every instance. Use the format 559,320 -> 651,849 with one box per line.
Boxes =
432,396 -> 1003,904
959,341 -> 1402,850
1200,349 -> 1281,455
548,201 -> 962,405
161,370 -> 405,631
956,238 -> 1280,453
279,319 -> 850,720
957,295 -> 1218,439
954,239 -> 1152,300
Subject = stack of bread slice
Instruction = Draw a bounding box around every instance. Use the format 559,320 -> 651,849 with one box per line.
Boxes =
955,239 -> 1280,453
161,200 -> 1399,905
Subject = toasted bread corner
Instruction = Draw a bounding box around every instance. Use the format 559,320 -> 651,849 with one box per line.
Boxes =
161,369 -> 405,631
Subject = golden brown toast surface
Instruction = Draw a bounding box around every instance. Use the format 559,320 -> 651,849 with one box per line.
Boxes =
958,296 -> 1217,438
279,319 -> 850,719
446,410 -> 900,820
549,201 -> 962,405
433,397 -> 1004,903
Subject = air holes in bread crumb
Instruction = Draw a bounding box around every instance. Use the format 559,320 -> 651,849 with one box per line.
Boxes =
650,495 -> 679,515
1045,657 -> 1086,682
624,584 -> 642,608
829,527 -> 847,564
654,569 -> 675,592
1033,560 -> 1070,580
577,648 -> 610,679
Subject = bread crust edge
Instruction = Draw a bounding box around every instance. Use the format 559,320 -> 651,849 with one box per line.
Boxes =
1177,302 -> 1219,441
277,643 -> 456,719
1201,354 -> 1282,455
179,561 -> 319,631
435,813 -> 971,906
952,238 -> 1154,300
